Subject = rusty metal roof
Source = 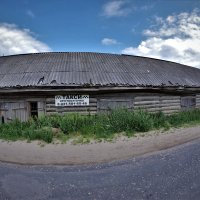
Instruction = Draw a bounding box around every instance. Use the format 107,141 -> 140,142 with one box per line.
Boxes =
0,52 -> 200,88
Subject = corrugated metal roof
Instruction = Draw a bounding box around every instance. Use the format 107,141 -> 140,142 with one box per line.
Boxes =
0,52 -> 200,88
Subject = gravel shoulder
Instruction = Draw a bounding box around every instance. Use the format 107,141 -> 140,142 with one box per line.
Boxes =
1,125 -> 200,165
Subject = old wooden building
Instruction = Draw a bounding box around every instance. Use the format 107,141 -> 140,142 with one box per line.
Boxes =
0,52 -> 200,122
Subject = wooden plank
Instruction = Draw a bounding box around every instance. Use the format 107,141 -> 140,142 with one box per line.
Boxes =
159,103 -> 180,107
46,107 -> 97,111
97,93 -> 135,98
46,109 -> 56,112
38,101 -> 46,117
160,96 -> 180,100
160,106 -> 180,110
26,98 -> 46,101
1,86 -> 200,93
141,106 -> 180,112
57,107 -> 97,112
134,96 -> 160,101
62,111 -> 97,115
46,107 -> 97,112
134,101 -> 160,105
134,103 -> 159,107
160,100 -> 180,103
134,105 -> 160,109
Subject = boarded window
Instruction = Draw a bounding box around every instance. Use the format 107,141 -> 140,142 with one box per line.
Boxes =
98,98 -> 133,111
181,96 -> 196,109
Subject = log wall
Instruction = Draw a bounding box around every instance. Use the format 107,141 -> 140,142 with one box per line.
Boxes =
196,94 -> 200,108
134,95 -> 181,114
0,92 -> 200,122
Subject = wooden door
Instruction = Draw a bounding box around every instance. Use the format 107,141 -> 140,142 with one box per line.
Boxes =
0,101 -> 28,122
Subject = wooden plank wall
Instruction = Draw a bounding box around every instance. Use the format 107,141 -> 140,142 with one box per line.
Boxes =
196,94 -> 200,108
97,93 -> 134,111
134,95 -> 181,114
45,96 -> 97,115
0,101 -> 28,122
97,93 -> 182,114
0,96 -> 45,121
1,92 -> 200,121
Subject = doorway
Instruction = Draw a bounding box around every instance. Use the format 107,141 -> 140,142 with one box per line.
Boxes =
30,102 -> 38,118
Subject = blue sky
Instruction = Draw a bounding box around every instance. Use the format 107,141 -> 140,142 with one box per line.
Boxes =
0,0 -> 200,67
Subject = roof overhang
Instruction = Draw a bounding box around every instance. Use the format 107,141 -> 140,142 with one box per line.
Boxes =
0,86 -> 200,94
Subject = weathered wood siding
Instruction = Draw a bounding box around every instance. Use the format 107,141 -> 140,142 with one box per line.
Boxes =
134,95 -> 181,114
38,101 -> 46,117
181,96 -> 196,110
97,93 -> 182,114
196,94 -> 200,108
0,100 -> 28,122
0,96 -> 46,122
46,97 -> 97,115
97,93 -> 134,111
1,92 -> 200,122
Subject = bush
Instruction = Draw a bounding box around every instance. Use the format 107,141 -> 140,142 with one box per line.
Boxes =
58,114 -> 92,134
37,114 -> 61,128
108,108 -> 131,132
129,109 -> 154,132
167,109 -> 200,127
151,111 -> 168,129
25,127 -> 53,143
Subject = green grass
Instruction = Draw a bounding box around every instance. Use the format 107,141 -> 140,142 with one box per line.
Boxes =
1,108 -> 200,143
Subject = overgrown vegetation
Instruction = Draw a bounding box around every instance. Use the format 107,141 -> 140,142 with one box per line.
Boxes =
1,108 -> 200,143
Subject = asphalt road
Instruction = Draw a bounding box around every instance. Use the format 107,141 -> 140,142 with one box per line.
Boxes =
0,138 -> 200,200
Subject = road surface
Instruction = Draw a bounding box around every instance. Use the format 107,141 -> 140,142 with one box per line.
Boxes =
0,138 -> 200,200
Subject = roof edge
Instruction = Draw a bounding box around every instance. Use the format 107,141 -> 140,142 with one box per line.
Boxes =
0,86 -> 200,94
0,51 -> 195,69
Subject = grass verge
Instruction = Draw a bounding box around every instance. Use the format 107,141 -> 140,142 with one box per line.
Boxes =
1,108 -> 200,143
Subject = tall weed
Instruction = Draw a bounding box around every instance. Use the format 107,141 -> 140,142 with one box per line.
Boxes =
1,108 -> 200,142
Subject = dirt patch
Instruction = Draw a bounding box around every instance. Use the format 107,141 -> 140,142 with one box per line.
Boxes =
0,126 -> 200,165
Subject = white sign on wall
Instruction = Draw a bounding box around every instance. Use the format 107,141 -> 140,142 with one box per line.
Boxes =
55,95 -> 89,106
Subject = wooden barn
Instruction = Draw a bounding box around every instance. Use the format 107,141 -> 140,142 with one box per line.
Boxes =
0,52 -> 200,122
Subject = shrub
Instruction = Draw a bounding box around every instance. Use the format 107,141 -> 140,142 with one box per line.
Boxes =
151,111 -> 168,129
167,109 -> 200,127
25,127 -> 53,143
128,109 -> 154,132
108,108 -> 131,132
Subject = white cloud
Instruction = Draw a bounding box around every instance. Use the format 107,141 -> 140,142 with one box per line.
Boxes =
26,10 -> 35,18
122,9 -> 200,68
101,38 -> 119,45
102,1 -> 130,17
101,1 -> 154,18
0,23 -> 51,56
